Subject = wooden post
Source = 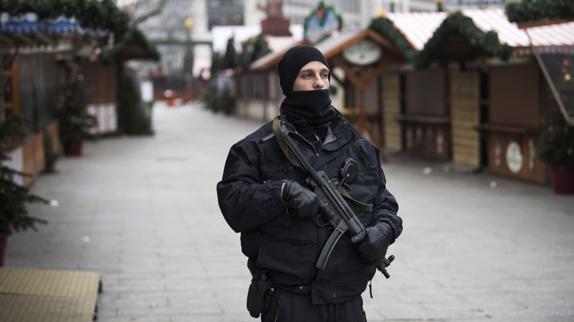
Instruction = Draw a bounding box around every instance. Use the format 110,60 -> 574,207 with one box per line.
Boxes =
357,87 -> 366,134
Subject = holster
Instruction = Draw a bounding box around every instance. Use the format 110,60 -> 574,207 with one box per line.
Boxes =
246,271 -> 272,318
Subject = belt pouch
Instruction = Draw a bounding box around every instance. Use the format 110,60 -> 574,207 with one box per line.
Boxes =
246,272 -> 272,318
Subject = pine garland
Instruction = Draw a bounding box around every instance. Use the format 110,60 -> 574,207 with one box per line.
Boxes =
416,12 -> 511,68
506,0 -> 574,24
368,16 -> 417,63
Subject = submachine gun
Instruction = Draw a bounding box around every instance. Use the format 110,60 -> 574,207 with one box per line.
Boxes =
274,118 -> 394,278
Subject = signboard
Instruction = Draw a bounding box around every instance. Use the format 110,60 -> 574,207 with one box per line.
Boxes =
207,0 -> 244,30
506,141 -> 523,174
304,2 -> 343,43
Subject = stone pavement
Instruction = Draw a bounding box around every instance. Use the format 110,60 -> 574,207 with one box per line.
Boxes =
6,103 -> 574,322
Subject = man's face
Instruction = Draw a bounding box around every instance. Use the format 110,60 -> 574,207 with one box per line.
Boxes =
292,61 -> 330,92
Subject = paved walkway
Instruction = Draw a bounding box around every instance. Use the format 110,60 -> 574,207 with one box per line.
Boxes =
6,103 -> 574,322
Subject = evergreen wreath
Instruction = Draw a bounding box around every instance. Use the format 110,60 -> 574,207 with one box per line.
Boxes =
506,0 -> 574,25
416,12 -> 511,68
368,16 -> 417,63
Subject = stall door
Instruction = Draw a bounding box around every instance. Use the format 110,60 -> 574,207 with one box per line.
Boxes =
450,70 -> 480,168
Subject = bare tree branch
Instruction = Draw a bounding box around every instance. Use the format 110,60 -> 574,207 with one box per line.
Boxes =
129,0 -> 169,27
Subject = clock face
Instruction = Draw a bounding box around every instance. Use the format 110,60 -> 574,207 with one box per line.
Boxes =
342,39 -> 382,66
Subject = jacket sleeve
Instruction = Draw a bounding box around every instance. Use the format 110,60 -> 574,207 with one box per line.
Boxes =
355,151 -> 402,264
216,140 -> 287,233
369,162 -> 402,245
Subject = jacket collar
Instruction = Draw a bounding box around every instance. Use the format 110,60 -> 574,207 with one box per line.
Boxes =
278,110 -> 358,170
279,108 -> 356,153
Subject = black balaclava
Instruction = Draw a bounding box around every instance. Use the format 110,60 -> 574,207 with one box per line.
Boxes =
278,45 -> 339,146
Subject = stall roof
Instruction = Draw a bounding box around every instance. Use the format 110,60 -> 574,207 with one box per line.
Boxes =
250,9 -> 574,73
386,11 -> 447,51
250,29 -> 403,72
386,9 -> 574,51
315,31 -> 363,58
463,9 -> 574,49
249,31 -> 362,72
316,29 -> 403,59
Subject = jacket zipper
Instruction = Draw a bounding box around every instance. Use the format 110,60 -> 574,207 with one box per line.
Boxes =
290,131 -> 321,157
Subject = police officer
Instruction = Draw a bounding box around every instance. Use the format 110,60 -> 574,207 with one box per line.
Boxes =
217,45 -> 402,322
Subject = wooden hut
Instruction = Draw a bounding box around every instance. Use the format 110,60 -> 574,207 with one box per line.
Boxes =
0,14 -> 106,185
415,9 -> 574,182
377,9 -> 574,185
0,10 -> 159,183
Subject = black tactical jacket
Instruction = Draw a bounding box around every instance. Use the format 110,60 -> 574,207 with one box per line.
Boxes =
217,114 -> 402,305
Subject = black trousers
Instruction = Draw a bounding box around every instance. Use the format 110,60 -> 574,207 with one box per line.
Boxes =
261,288 -> 367,322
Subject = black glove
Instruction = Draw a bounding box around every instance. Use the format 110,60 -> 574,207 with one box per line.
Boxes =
280,180 -> 320,219
356,223 -> 394,264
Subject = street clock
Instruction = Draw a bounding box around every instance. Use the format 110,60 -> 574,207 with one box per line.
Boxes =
342,39 -> 382,66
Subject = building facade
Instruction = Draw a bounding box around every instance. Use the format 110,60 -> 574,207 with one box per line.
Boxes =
379,0 -> 505,14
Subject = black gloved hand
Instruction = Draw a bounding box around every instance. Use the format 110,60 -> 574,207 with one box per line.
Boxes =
356,223 -> 394,264
280,180 -> 320,219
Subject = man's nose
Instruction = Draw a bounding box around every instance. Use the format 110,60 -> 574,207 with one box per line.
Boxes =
314,76 -> 326,89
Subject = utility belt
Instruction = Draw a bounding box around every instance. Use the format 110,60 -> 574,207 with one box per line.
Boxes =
246,269 -> 312,318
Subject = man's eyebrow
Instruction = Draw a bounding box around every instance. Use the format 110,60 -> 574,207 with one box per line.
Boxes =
298,68 -> 330,74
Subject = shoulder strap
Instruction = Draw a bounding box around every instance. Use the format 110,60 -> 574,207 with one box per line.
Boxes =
272,116 -> 302,169
336,186 -> 373,213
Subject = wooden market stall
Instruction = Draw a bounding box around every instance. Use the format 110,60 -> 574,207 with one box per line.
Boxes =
387,8 -> 574,183
406,11 -> 512,165
0,14 -> 90,185
235,8 -> 574,187
0,7 -> 158,183
373,11 -> 446,154
83,28 -> 160,136
400,68 -> 451,160
480,63 -> 550,182
428,9 -> 574,182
